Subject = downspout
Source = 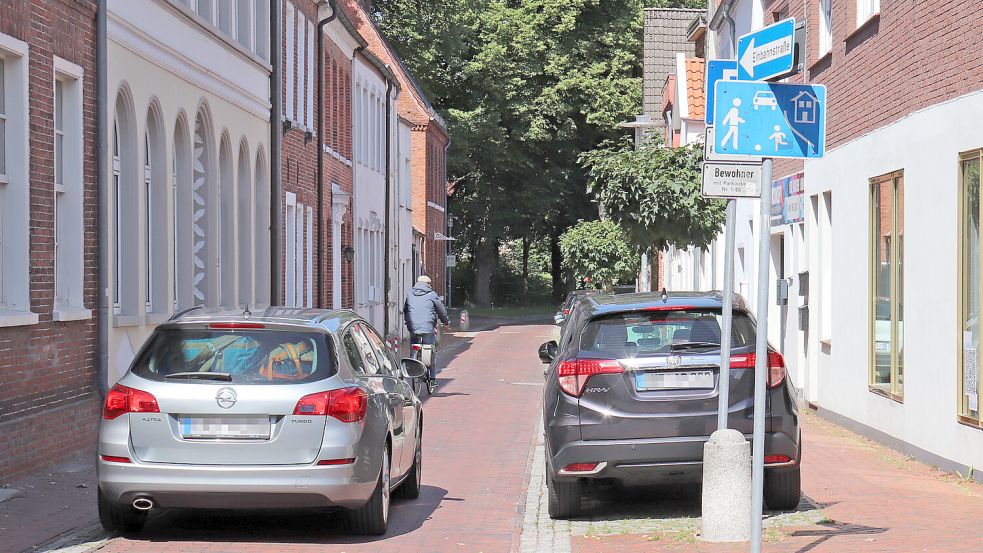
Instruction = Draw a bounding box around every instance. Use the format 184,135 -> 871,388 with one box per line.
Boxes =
383,79 -> 393,336
316,1 -> 339,309
96,0 -> 109,397
709,0 -> 738,56
270,0 -> 283,305
442,136 -> 451,299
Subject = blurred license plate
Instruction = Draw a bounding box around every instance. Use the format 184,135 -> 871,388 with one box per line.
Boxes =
635,371 -> 714,391
181,416 -> 271,439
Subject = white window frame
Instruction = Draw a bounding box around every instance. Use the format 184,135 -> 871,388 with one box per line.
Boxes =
236,0 -> 253,50
295,202 -> 304,307
294,9 -> 303,124
306,20 -> 315,131
52,57 -> 89,321
306,205 -> 313,307
285,191 -> 296,306
819,0 -> 832,56
144,134 -> 154,311
285,2 -> 295,122
857,0 -> 879,27
113,121 -> 122,313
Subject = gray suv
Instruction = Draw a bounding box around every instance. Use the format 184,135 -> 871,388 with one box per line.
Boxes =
97,308 -> 427,535
538,292 -> 801,518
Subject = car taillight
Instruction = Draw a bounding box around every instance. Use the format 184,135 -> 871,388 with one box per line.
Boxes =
411,344 -> 422,351
102,384 -> 160,420
208,322 -> 266,329
729,351 -> 787,389
318,458 -> 356,465
556,359 -> 623,397
293,387 -> 368,423
764,454 -> 792,465
100,455 -> 131,464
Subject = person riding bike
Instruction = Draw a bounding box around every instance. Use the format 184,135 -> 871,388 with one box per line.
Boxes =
403,275 -> 449,389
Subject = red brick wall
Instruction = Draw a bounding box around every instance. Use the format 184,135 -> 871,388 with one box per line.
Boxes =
0,0 -> 99,483
768,0 -> 983,179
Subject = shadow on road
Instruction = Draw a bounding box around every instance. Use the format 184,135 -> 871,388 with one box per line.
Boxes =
128,485 -> 450,545
788,520 -> 888,553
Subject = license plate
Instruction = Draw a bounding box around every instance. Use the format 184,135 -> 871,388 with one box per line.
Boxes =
180,416 -> 271,440
635,371 -> 714,391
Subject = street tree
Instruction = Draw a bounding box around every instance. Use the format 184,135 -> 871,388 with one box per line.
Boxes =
559,220 -> 637,292
581,137 -> 726,285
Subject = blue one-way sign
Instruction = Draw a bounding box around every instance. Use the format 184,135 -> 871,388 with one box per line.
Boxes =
705,60 -> 738,125
737,18 -> 796,81
713,80 -> 826,159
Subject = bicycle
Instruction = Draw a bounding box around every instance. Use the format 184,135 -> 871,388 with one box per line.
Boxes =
409,340 -> 438,395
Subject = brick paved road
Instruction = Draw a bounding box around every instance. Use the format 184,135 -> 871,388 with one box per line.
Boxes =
86,322 -> 553,553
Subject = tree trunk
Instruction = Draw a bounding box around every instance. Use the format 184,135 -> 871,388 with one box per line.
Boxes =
521,237 -> 530,304
473,237 -> 496,307
650,246 -> 661,291
550,233 -> 564,303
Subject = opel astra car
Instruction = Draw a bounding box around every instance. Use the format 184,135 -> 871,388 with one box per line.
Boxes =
538,292 -> 801,519
97,308 -> 427,535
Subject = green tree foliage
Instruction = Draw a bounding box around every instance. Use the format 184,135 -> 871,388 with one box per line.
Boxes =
373,0 -> 707,304
560,220 -> 637,291
582,138 -> 725,252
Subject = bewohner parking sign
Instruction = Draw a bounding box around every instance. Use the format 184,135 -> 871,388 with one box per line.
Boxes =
701,161 -> 763,199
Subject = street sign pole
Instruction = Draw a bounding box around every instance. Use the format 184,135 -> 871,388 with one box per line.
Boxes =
716,199 -> 736,431
750,158 -> 773,553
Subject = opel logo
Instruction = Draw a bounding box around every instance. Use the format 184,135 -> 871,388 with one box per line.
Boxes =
666,355 -> 682,368
215,387 -> 237,409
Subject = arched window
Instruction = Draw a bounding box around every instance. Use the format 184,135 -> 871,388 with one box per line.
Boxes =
113,86 -> 138,316
112,120 -> 121,311
237,140 -> 253,307
219,132 -> 236,307
254,148 -> 270,306
173,114 -> 192,310
192,108 -> 213,307
144,102 -> 167,314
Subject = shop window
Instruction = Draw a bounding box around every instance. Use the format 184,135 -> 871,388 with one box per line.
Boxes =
869,170 -> 904,401
960,150 -> 982,426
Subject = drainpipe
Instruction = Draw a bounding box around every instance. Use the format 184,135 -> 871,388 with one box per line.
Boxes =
442,136 -> 451,298
96,0 -> 109,397
316,1 -> 338,309
383,79 -> 393,336
270,0 -> 283,305
709,0 -> 738,56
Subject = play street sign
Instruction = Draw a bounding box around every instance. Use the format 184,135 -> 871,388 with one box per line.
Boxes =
704,126 -> 762,162
705,60 -> 738,125
702,162 -> 762,198
737,18 -> 795,81
713,81 -> 826,159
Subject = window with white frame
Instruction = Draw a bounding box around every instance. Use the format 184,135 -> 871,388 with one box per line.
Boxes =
113,121 -> 122,312
297,16 -> 306,125
295,202 -> 305,307
285,2 -> 295,121
144,134 -> 153,311
285,192 -> 296,306
0,57 -> 7,308
217,0 -> 234,37
306,20 -> 314,131
235,0 -> 252,50
819,0 -> 832,55
196,0 -> 215,24
857,0 -> 879,27
254,1 -> 270,61
306,205 -> 313,307
53,60 -> 86,318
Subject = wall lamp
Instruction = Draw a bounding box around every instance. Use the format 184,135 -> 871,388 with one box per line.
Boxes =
342,245 -> 355,263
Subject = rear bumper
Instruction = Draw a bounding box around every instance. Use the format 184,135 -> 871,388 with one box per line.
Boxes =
549,431 -> 799,484
97,458 -> 376,510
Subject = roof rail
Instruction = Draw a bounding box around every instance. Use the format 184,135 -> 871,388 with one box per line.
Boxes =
168,305 -> 204,322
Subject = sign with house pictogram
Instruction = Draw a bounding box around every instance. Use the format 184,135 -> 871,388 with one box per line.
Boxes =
712,80 -> 827,159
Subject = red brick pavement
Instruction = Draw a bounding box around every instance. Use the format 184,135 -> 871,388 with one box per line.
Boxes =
572,410 -> 983,553
89,322 -> 553,553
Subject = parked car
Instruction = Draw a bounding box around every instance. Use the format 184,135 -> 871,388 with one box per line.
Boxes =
554,289 -> 598,326
538,292 -> 801,519
97,308 -> 428,535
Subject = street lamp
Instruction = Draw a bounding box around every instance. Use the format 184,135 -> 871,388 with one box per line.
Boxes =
342,245 -> 355,263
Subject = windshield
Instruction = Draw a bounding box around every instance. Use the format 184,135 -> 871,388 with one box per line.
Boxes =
130,328 -> 335,384
579,309 -> 757,357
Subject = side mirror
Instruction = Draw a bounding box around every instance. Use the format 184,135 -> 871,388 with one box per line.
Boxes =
400,358 -> 428,379
538,340 -> 559,364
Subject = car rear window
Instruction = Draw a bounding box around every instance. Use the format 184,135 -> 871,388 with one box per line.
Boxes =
579,309 -> 756,357
131,328 -> 336,384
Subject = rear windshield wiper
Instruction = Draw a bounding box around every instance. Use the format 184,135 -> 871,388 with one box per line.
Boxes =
164,372 -> 232,382
669,341 -> 720,351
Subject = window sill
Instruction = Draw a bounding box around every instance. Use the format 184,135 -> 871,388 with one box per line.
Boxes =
846,13 -> 880,42
868,386 -> 903,404
0,310 -> 40,328
957,415 -> 982,430
52,306 -> 92,322
113,314 -> 146,328
809,51 -> 832,71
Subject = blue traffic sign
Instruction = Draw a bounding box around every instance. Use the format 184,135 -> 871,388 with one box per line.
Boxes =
713,81 -> 826,159
705,60 -> 738,125
737,18 -> 796,81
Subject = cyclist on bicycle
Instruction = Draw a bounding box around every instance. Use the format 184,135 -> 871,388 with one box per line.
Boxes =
403,275 -> 449,387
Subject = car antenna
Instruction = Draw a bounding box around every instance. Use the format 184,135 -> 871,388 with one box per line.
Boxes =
661,288 -> 669,303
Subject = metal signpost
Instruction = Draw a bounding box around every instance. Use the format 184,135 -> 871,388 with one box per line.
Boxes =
702,17 -> 826,553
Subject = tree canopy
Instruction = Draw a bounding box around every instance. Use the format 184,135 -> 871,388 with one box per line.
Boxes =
559,220 -> 637,291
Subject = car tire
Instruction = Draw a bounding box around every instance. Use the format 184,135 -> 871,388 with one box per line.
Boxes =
348,445 -> 391,535
547,471 -> 581,519
396,429 -> 422,500
764,466 -> 801,510
97,490 -> 147,533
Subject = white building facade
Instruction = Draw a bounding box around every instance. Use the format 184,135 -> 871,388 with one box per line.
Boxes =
106,0 -> 272,384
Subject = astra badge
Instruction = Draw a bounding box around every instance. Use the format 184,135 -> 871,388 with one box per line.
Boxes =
215,387 -> 237,409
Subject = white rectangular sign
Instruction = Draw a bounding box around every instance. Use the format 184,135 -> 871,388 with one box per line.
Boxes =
704,126 -> 762,163
702,162 -> 763,199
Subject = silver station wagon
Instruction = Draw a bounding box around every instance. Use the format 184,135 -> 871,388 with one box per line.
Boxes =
97,308 -> 428,535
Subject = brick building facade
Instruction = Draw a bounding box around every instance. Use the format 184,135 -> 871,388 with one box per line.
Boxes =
0,0 -> 100,482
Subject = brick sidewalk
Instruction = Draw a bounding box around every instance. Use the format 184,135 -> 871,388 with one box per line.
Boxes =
571,409 -> 983,553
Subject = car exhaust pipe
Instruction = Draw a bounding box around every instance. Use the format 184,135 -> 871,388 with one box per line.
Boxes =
132,497 -> 154,511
